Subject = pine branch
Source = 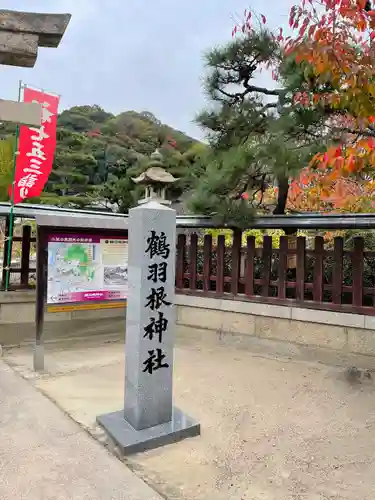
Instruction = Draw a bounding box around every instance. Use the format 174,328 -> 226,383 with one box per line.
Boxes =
327,125 -> 375,138
259,102 -> 278,114
215,85 -> 280,110
243,84 -> 283,96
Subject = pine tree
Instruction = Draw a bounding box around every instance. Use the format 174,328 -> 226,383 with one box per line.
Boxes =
189,27 -> 336,226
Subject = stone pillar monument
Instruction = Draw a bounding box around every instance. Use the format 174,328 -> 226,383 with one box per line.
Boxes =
97,151 -> 200,455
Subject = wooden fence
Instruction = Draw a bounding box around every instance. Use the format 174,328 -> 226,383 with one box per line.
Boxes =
175,233 -> 375,316
1,224 -> 36,289
3,226 -> 375,316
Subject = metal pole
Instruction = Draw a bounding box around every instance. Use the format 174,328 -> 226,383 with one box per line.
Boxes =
5,80 -> 23,291
34,225 -> 46,371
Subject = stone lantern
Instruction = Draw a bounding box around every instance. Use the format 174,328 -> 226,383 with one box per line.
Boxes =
132,149 -> 178,206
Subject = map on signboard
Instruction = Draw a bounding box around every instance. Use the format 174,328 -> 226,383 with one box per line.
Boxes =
48,240 -> 101,302
47,235 -> 128,304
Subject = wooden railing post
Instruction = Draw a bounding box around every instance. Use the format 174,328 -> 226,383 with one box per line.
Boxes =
189,233 -> 198,291
176,234 -> 186,289
278,236 -> 288,299
216,235 -> 225,295
20,224 -> 31,288
261,235 -> 272,297
245,236 -> 255,296
313,236 -> 324,303
296,237 -> 306,301
231,229 -> 242,296
332,237 -> 343,305
203,234 -> 212,292
352,237 -> 364,307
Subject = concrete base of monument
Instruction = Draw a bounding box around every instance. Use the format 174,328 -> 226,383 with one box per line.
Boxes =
96,406 -> 200,456
33,343 -> 45,372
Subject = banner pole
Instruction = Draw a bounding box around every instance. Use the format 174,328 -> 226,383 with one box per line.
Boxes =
5,80 -> 23,291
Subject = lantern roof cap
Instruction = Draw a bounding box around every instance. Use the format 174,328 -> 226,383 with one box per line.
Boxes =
132,166 -> 178,185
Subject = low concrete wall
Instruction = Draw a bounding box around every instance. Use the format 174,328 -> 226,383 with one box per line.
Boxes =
175,294 -> 375,368
3,291 -> 375,368
0,291 -> 126,346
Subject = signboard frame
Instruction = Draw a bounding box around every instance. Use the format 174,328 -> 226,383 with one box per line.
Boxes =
46,231 -> 128,311
34,214 -> 128,371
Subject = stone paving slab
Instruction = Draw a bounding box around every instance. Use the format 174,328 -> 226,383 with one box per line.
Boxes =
0,361 -> 163,500
4,337 -> 375,500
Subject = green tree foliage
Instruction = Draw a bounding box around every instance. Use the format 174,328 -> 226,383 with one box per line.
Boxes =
0,139 -> 14,201
0,105 -> 203,212
189,26 -> 334,227
101,140 -> 209,212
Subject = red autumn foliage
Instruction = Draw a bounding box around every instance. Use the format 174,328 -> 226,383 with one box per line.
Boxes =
234,1 -> 375,212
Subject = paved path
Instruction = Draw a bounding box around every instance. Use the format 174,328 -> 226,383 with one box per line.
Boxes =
0,360 -> 163,500
5,337 -> 375,500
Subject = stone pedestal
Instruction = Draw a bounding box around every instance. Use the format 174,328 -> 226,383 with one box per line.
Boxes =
97,407 -> 199,455
97,201 -> 200,455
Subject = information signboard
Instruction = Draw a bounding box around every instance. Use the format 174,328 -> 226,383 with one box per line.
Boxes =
47,233 -> 128,305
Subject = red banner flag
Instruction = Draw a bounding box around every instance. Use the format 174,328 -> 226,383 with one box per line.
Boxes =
10,87 -> 59,204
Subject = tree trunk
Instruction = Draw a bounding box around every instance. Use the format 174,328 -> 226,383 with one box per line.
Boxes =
273,176 -> 288,213
273,175 -> 297,269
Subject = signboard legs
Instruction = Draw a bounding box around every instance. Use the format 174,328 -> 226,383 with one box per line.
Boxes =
34,226 -> 46,371
97,200 -> 200,455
